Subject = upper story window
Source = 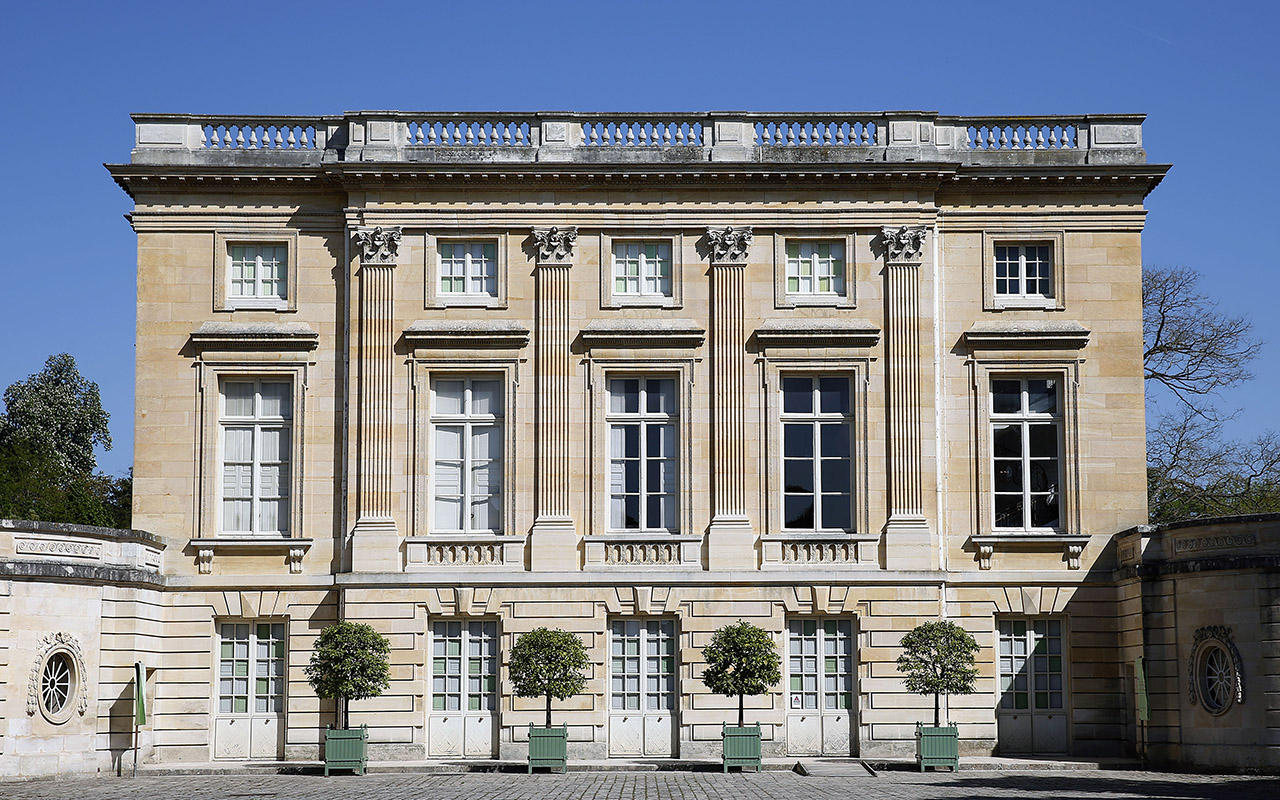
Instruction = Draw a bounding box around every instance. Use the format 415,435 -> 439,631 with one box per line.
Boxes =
991,377 -> 1061,531
431,377 -> 504,533
608,377 -> 678,532
439,241 -> 498,297
227,244 -> 288,307
221,380 -> 292,536
995,245 -> 1053,300
786,241 -> 845,297
613,241 -> 672,298
781,375 -> 853,531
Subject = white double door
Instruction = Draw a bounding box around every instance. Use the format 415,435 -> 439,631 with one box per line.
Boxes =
608,619 -> 677,757
213,621 -> 285,760
428,620 -> 499,758
997,617 -> 1068,754
785,618 -> 854,756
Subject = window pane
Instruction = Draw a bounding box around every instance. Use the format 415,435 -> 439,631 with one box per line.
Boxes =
258,383 -> 291,418
1027,380 -> 1058,414
992,424 -> 1022,457
821,495 -> 852,530
646,379 -> 676,414
818,378 -> 850,415
610,379 -> 640,413
1031,494 -> 1060,528
782,377 -> 813,414
435,426 -> 463,459
434,381 -> 465,414
784,460 -> 813,494
992,380 -> 1021,414
471,425 -> 503,460
994,461 -> 1022,492
994,495 -> 1023,528
783,424 -> 813,458
820,459 -> 850,493
785,496 -> 815,528
820,424 -> 850,458
224,382 -> 255,417
471,380 -> 503,415
1028,425 -> 1058,458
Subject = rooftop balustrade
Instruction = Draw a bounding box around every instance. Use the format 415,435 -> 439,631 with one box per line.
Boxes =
129,111 -> 1147,167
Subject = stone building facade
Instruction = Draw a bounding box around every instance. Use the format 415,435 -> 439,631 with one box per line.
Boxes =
5,110 -> 1234,776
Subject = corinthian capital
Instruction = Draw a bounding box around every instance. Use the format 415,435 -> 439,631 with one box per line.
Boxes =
706,226 -> 753,264
881,225 -> 928,264
532,226 -> 578,263
354,226 -> 402,264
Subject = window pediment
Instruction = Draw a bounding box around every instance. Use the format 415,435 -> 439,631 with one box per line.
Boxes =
753,319 -> 880,351
577,319 -> 705,350
189,322 -> 319,353
963,320 -> 1089,352
403,320 -> 530,352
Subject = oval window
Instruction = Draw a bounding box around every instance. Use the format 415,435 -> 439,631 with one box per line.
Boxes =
39,650 -> 78,723
1198,643 -> 1235,715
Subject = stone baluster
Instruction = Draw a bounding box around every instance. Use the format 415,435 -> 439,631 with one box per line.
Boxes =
350,225 -> 402,571
881,225 -> 934,570
706,226 -> 757,568
529,226 -> 579,569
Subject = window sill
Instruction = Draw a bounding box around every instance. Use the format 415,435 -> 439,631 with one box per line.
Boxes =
778,294 -> 852,309
990,297 -> 1058,311
968,533 -> 1091,570
188,537 -> 312,575
429,295 -> 505,309
224,300 -> 292,312
604,296 -> 681,310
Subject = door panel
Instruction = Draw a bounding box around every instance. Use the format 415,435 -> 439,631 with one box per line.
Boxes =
786,713 -> 822,755
643,715 -> 673,757
214,717 -> 249,759
822,712 -> 851,755
428,715 -> 464,757
609,715 -> 644,756
249,717 -> 281,759
463,715 -> 494,758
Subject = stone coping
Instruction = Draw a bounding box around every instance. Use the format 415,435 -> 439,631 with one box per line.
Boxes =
753,319 -> 880,349
189,322 -> 320,351
0,518 -> 162,547
963,320 -> 1090,350
403,320 -> 531,350
578,319 -> 705,348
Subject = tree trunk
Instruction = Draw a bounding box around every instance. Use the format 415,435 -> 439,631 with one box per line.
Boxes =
934,692 -> 940,727
545,692 -> 552,728
738,692 -> 744,727
340,696 -> 349,730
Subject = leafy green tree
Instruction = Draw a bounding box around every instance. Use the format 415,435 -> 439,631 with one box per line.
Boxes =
508,627 -> 589,727
0,354 -> 130,528
701,621 -> 782,727
305,621 -> 392,728
895,620 -> 979,727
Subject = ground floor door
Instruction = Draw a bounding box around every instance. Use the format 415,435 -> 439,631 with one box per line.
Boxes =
785,618 -> 854,756
213,621 -> 285,760
608,619 -> 676,757
997,617 -> 1068,754
428,620 -> 498,757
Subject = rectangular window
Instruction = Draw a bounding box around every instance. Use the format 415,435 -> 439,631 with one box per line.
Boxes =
608,377 -> 677,532
786,241 -> 845,296
218,621 -> 285,714
228,244 -> 288,303
220,380 -> 291,536
991,378 -> 1062,530
613,241 -> 672,297
994,245 -> 1053,299
610,619 -> 675,711
998,618 -> 1064,710
781,376 -> 853,531
431,377 -> 503,533
787,618 -> 853,711
439,241 -> 498,297
431,620 -> 498,712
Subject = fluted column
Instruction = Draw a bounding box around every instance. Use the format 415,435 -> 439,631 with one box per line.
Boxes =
706,226 -> 756,569
881,225 -> 933,570
351,225 -> 401,571
529,226 -> 579,570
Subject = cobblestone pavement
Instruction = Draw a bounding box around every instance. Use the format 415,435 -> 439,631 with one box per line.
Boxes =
3,770 -> 1279,800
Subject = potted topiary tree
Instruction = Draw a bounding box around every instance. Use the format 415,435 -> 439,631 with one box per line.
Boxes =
895,620 -> 979,772
508,627 -> 589,773
702,621 -> 781,772
305,620 -> 391,776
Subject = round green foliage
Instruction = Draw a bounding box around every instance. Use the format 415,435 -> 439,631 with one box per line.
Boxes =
305,621 -> 392,702
509,627 -> 589,701
702,621 -> 782,701
895,620 -> 980,725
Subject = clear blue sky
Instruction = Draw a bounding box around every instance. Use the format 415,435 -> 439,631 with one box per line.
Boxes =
1,0 -> 1277,476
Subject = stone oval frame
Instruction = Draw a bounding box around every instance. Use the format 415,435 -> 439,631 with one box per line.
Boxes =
27,632 -> 89,725
1187,625 -> 1244,716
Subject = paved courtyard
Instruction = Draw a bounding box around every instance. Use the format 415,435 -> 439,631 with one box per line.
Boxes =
2,770 -> 1279,800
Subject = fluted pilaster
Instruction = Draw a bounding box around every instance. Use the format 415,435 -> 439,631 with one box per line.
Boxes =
881,225 -> 933,569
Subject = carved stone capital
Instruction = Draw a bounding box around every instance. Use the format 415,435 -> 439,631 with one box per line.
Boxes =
532,226 -> 578,263
707,226 -> 753,264
354,225 -> 402,264
881,225 -> 928,264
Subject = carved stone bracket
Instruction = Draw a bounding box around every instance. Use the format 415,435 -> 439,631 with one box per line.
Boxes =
1188,625 -> 1245,708
532,226 -> 578,263
707,226 -> 753,264
978,542 -> 995,570
27,631 -> 89,719
881,225 -> 928,264
354,225 -> 402,264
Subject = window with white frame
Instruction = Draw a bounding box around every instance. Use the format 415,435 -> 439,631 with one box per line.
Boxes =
612,241 -> 672,297
431,620 -> 498,712
432,377 -> 503,533
994,244 -> 1053,300
991,377 -> 1062,530
217,621 -> 285,715
782,376 -> 853,531
786,241 -> 845,296
439,240 -> 498,297
220,380 -> 291,536
228,244 -> 288,304
608,377 -> 677,532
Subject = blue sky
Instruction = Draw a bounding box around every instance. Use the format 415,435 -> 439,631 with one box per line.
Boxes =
1,0 -> 1277,476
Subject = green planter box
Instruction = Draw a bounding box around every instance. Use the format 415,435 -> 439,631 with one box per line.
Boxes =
722,724 -> 762,772
527,724 -> 568,773
916,723 -> 959,771
324,724 -> 368,776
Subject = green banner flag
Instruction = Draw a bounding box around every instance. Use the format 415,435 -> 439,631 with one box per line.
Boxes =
135,661 -> 147,726
1135,656 -> 1149,722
